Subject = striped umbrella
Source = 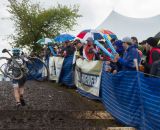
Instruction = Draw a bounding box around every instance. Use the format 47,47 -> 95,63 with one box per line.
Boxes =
76,29 -> 104,41
100,29 -> 117,40
36,38 -> 55,45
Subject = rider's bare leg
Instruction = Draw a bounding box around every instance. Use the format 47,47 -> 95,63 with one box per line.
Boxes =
19,87 -> 24,96
13,87 -> 20,103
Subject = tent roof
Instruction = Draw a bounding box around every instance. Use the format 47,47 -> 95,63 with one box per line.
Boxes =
155,32 -> 160,39
97,11 -> 160,41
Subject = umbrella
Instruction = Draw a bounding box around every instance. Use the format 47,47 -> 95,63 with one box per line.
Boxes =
54,34 -> 75,43
36,38 -> 55,45
76,29 -> 104,41
100,29 -> 117,40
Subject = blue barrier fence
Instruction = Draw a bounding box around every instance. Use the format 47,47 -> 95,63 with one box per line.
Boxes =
139,74 -> 160,130
33,56 -> 160,130
101,70 -> 141,129
57,57 -> 160,130
101,63 -> 160,130
59,55 -> 74,87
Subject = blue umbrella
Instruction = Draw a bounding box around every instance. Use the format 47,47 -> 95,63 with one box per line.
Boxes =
54,34 -> 75,43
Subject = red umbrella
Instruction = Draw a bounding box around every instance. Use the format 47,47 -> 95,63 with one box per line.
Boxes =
77,29 -> 104,41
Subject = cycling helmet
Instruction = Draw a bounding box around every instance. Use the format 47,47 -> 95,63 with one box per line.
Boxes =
12,48 -> 21,57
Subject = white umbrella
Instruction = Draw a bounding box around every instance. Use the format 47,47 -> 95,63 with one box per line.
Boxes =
36,38 -> 55,45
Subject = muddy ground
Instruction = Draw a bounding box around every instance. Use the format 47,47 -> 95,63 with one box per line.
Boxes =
0,81 -> 124,130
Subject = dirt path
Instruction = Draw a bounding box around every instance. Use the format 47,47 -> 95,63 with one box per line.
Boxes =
0,81 -> 130,130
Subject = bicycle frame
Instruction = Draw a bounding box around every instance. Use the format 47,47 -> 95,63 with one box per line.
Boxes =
3,49 -> 23,68
1,49 -> 49,81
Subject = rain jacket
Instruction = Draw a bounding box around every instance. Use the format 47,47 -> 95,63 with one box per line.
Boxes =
144,47 -> 160,74
114,40 -> 124,56
118,45 -> 141,71
148,47 -> 160,64
150,60 -> 160,77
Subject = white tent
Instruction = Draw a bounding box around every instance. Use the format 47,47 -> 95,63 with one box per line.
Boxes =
97,11 -> 160,41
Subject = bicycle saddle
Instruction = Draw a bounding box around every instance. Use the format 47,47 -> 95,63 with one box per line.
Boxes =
2,49 -> 8,53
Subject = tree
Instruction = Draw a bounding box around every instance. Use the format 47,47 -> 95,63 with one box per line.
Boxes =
8,0 -> 81,52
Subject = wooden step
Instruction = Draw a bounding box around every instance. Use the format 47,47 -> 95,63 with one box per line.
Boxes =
0,110 -> 126,129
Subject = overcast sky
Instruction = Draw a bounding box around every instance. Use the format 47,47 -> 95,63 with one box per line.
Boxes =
0,0 -> 160,56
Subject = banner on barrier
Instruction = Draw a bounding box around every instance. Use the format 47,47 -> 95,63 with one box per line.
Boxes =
49,56 -> 64,82
75,58 -> 102,97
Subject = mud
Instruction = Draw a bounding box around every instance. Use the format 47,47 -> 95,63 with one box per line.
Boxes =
0,81 -> 123,130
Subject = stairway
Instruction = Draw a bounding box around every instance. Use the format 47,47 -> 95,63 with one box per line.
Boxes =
0,110 -> 136,130
0,81 -> 136,130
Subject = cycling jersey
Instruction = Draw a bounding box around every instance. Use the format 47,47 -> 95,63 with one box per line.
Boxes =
12,56 -> 26,88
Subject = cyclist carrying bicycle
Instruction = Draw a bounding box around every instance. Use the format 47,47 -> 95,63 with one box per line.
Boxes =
12,48 -> 26,108
1,47 -> 49,108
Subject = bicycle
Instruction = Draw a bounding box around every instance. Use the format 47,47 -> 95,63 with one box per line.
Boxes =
0,49 -> 49,81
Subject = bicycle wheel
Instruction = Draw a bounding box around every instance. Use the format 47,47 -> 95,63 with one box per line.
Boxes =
27,57 -> 49,81
0,57 -> 23,80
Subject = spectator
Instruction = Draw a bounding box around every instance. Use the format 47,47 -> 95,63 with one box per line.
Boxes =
139,40 -> 147,57
131,36 -> 143,58
106,60 -> 120,74
98,40 -> 108,61
106,40 -> 124,73
131,36 -> 138,48
113,40 -> 124,57
146,37 -> 160,64
75,39 -> 84,57
83,37 -> 96,61
62,41 -> 75,57
144,37 -> 160,74
114,36 -> 141,71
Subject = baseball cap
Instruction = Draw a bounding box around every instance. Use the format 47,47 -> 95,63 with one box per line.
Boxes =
122,36 -> 132,43
86,37 -> 93,42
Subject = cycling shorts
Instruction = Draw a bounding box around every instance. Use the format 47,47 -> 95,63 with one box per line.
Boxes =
12,76 -> 26,88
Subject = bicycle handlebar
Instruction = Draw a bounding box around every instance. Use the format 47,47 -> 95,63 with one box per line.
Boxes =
2,48 -> 29,60
2,49 -> 12,58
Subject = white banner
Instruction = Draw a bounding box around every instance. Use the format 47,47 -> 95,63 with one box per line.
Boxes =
75,58 -> 103,97
49,56 -> 64,82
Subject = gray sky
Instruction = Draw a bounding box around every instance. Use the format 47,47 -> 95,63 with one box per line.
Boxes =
0,0 -> 160,56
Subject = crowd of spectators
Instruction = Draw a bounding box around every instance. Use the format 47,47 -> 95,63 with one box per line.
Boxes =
38,36 -> 160,77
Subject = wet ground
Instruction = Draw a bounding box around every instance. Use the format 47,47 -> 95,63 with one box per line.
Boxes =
0,81 -> 134,130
